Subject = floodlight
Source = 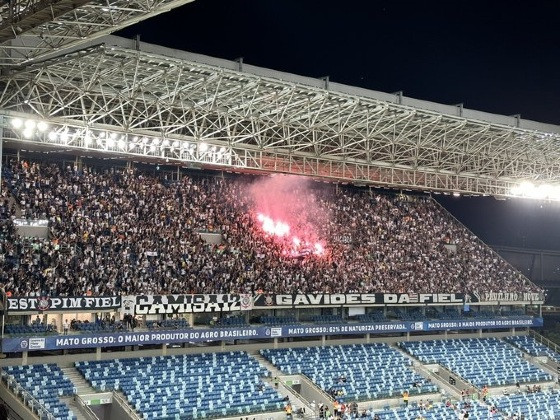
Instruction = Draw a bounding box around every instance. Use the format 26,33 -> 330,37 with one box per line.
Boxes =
11,118 -> 23,129
37,121 -> 48,132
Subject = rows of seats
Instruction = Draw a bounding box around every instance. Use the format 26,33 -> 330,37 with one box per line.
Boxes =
309,315 -> 343,323
399,338 -> 552,387
258,316 -> 297,325
261,343 -> 438,402
75,352 -> 284,419
366,400 -> 492,419
5,324 -> 57,336
146,319 -> 189,330
505,335 -> 560,363
469,310 -> 497,318
487,390 -> 560,419
355,312 -> 386,322
394,309 -> 424,321
501,309 -> 526,317
435,310 -> 463,320
1,364 -> 76,420
73,322 -> 116,333
215,316 -> 246,327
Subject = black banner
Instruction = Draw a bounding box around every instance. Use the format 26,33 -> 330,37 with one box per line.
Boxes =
7,296 -> 122,312
468,291 -> 545,303
131,294 -> 253,315
253,293 -> 465,307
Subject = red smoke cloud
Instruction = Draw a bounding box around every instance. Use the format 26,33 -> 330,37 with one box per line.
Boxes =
249,175 -> 328,257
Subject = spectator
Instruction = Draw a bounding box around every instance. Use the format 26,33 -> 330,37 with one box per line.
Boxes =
403,390 -> 409,406
0,159 -> 540,297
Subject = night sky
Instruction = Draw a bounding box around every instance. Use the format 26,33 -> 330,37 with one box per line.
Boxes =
118,0 -> 560,252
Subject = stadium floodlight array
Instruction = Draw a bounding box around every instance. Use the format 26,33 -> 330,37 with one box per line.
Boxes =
8,117 -> 232,166
510,181 -> 560,201
4,111 -> 560,201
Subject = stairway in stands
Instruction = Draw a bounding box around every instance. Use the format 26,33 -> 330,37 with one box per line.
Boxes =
61,366 -> 98,395
252,353 -> 321,418
61,366 -> 102,420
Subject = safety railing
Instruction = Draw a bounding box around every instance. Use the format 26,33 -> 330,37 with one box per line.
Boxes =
112,390 -> 142,420
75,394 -> 100,420
2,372 -> 56,420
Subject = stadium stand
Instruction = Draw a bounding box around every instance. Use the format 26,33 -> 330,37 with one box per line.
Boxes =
399,338 -> 553,387
355,311 -> 386,322
260,343 -> 438,402
75,352 -> 284,419
4,323 -> 57,336
215,315 -> 246,327
506,335 -> 560,362
367,400 -> 493,419
1,364 -> 77,420
394,309 -> 425,321
309,314 -> 344,323
487,390 -> 560,419
72,321 -> 116,333
258,315 -> 298,325
146,318 -> 189,330
0,159 -> 539,296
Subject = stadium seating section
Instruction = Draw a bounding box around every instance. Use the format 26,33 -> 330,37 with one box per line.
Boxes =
1,364 -> 76,420
261,343 -> 438,402
368,400 -> 492,419
146,318 -> 189,330
394,309 -> 425,321
5,324 -> 57,336
258,315 -> 298,325
487,390 -> 560,419
73,322 -> 116,333
75,352 -> 284,419
355,311 -> 386,322
309,314 -> 343,323
399,338 -> 553,387
505,335 -> 560,363
0,159 -> 539,296
215,316 -> 246,327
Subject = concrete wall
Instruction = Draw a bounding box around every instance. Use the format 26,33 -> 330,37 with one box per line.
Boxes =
0,381 -> 37,420
90,404 -> 110,420
109,393 -> 136,420
281,374 -> 332,413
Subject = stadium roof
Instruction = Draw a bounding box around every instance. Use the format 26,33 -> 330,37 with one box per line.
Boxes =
0,0 -> 194,66
1,35 -> 560,199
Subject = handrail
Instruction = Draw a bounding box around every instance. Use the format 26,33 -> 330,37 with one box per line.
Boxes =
432,363 -> 476,395
299,373 -> 334,404
529,329 -> 560,357
112,390 -> 142,420
75,394 -> 100,420
2,373 -> 56,420
276,376 -> 315,413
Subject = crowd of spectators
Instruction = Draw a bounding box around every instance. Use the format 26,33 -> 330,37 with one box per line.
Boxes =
0,158 -> 540,296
